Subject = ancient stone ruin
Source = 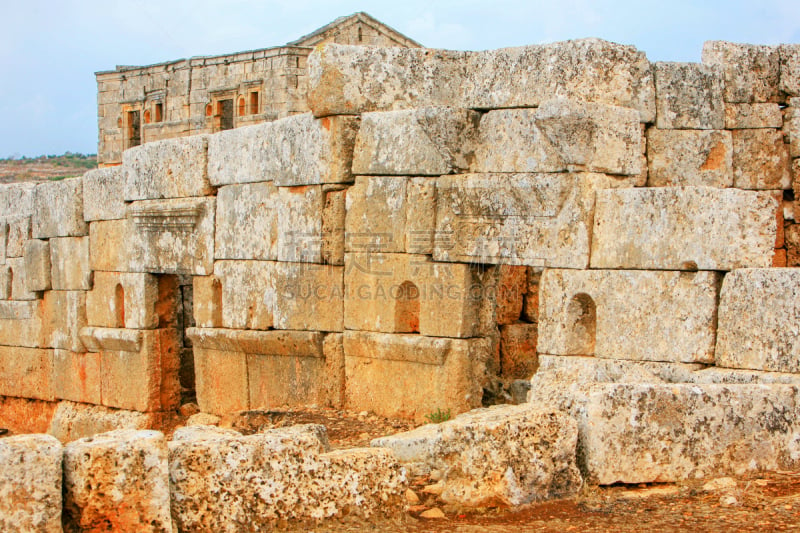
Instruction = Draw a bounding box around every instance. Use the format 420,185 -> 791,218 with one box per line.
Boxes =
3,13 -> 800,530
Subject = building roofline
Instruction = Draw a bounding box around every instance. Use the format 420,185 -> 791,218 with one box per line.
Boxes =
287,11 -> 422,47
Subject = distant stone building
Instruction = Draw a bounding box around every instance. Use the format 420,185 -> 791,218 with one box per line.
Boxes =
95,12 -> 420,165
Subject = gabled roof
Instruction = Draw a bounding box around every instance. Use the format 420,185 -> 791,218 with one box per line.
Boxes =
287,11 -> 422,48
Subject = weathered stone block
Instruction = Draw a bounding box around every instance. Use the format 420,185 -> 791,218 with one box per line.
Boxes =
86,271 -> 159,329
50,236 -> 91,290
780,44 -> 800,97
207,122 -> 276,186
535,354 -> 706,386
724,103 -> 783,129
434,173 -> 634,268
344,253 -> 480,338
78,326 -> 143,353
188,327 -> 326,414
82,166 -> 126,221
6,215 -> 31,257
0,346 -> 54,401
53,350 -> 102,405
373,405 -> 580,506
215,182 -> 278,260
307,44 -> 467,116
322,333 -> 345,409
732,128 -> 791,189
214,260 -> 273,330
124,135 -> 211,200
716,268 -> 800,372
32,178 -> 88,238
127,197 -> 215,275
538,269 -> 721,363
170,424 -> 403,528
7,257 -> 36,301
462,39 -> 656,121
475,100 -> 642,175
785,99 -> 800,159
493,265 -> 528,326
43,290 -> 88,352
578,383 -> 800,484
788,223 -> 800,266
702,41 -> 780,103
192,275 -> 222,328
645,129 -> 733,187
63,429 -> 172,532
654,61 -> 724,129
48,401 -> 155,444
23,239 -> 50,292
0,265 -> 10,299
590,187 -> 777,270
276,185 -> 324,263
88,218 -> 130,272
270,114 -> 360,187
343,331 -> 490,420
269,262 -> 344,332
98,328 -> 181,412
353,107 -> 479,176
0,434 -> 63,533
0,182 -> 35,218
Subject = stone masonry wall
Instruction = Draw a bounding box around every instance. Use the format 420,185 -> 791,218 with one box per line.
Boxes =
3,38 -> 800,526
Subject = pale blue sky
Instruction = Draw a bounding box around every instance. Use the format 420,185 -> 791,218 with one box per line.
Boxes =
2,0 -> 799,157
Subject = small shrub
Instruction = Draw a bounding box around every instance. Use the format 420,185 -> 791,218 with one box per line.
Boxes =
424,408 -> 452,424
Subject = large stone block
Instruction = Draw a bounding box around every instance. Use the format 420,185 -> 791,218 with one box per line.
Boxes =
345,176 -> 435,254
127,197 -> 215,275
373,405 -> 580,506
53,350 -> 102,405
23,238 -> 51,292
716,268 -> 800,373
32,178 -> 88,238
343,331 -> 491,420
724,103 -> 783,129
270,114 -> 360,187
269,262 -> 344,332
276,185 -> 324,263
576,383 -> 800,484
50,236 -> 91,290
207,122 -> 276,186
0,346 -> 54,401
538,269 -> 721,363
462,39 -> 656,121
214,182 -> 278,260
48,401 -> 155,444
344,253 -> 480,338
645,129 -> 733,187
653,62 -> 724,129
214,260 -> 273,330
535,354 -> 706,386
79,327 -> 180,412
434,173 -> 633,268
7,257 -> 37,301
0,434 -> 63,533
123,135 -> 211,200
590,187 -> 778,270
6,215 -> 31,257
188,328 -> 326,414
702,41 -> 781,103
352,107 -> 479,176
308,40 -> 655,121
784,99 -> 800,159
779,44 -> 800,97
192,275 -> 222,328
43,290 -> 88,352
307,44 -> 467,116
731,128 -> 791,190
475,100 -> 641,175
89,219 -> 130,272
82,166 -> 126,221
0,182 -> 35,217
169,424 -> 405,527
63,429 -> 172,532
86,271 -> 159,329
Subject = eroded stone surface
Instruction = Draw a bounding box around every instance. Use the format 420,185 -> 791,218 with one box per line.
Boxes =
645,129 -> 733,187
63,429 -> 172,532
373,405 -> 581,507
434,173 -> 635,268
731,128 -> 791,190
654,62 -> 724,129
83,166 -> 126,221
537,269 -> 721,363
724,103 -> 783,129
779,44 -> 800,97
48,401 -> 155,444
214,182 -> 278,260
23,239 -> 51,292
475,100 -> 641,175
716,268 -> 800,373
124,135 -> 211,200
352,107 -> 479,176
50,237 -> 91,290
590,187 -> 777,270
702,41 -> 780,103
0,434 -> 63,533
32,178 -> 88,239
